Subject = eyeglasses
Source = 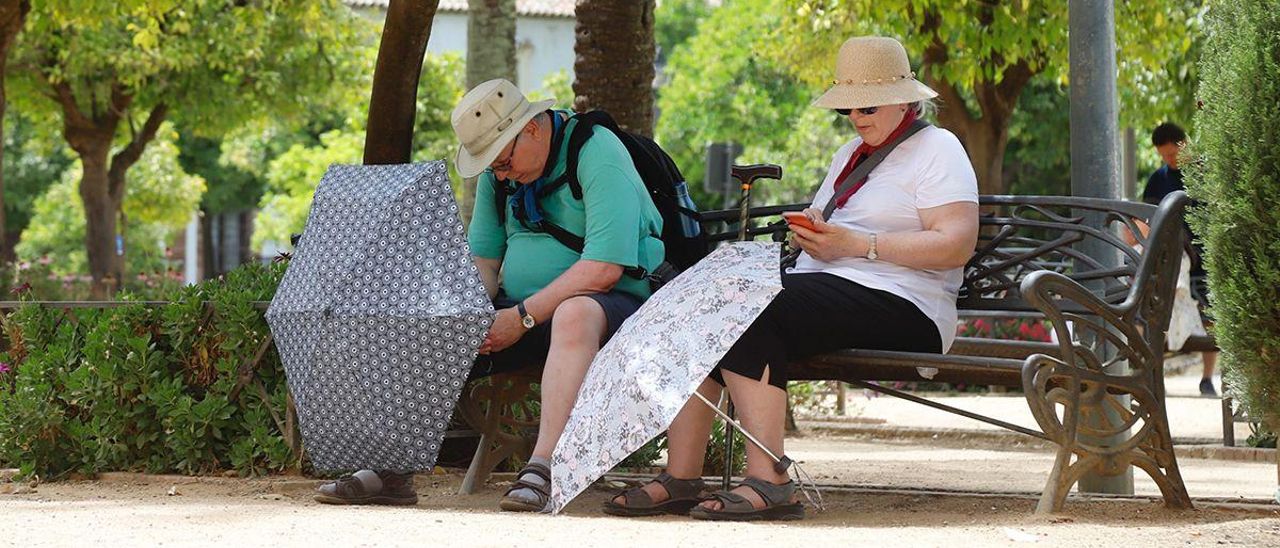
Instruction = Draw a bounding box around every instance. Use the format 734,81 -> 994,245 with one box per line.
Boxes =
490,132 -> 521,173
835,106 -> 880,116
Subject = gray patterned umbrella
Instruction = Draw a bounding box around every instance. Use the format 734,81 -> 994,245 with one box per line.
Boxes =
266,161 -> 493,472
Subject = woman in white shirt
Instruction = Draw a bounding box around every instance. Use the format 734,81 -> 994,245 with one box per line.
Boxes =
605,36 -> 980,521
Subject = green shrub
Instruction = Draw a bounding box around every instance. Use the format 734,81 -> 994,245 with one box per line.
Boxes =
0,262 -> 290,478
1185,0 -> 1280,431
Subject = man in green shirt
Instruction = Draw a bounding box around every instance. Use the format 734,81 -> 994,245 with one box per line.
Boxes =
315,79 -> 664,510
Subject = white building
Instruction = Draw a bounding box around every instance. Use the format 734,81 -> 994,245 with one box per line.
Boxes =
346,0 -> 577,92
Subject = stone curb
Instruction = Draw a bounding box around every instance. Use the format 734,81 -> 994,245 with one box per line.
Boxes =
801,421 -> 1277,463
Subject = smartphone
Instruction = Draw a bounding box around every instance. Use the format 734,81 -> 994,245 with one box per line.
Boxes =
782,211 -> 815,231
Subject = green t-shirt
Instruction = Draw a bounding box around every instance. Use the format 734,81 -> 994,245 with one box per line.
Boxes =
468,112 -> 665,301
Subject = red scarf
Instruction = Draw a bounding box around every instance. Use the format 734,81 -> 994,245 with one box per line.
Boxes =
832,110 -> 917,209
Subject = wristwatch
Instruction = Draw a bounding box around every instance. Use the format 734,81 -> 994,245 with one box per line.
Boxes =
866,232 -> 879,261
517,301 -> 536,329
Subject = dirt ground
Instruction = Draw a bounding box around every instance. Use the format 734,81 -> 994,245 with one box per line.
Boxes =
3,435 -> 1278,547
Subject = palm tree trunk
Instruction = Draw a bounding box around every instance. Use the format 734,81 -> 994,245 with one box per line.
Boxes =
572,0 -> 657,136
461,0 -> 517,225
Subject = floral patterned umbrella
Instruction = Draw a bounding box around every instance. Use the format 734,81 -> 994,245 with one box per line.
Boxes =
266,161 -> 493,472
549,241 -> 783,513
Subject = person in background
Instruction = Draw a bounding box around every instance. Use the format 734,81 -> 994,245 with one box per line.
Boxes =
1142,122 -> 1218,397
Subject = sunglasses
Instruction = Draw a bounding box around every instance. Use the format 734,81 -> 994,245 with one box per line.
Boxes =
835,106 -> 880,116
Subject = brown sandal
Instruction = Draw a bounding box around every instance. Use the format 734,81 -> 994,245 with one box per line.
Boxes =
688,477 -> 804,521
499,462 -> 551,512
602,472 -> 708,517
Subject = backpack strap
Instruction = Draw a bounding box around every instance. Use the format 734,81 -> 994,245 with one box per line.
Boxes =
555,111 -> 620,200
538,218 -> 650,280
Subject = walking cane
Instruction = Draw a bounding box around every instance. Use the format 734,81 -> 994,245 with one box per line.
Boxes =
694,391 -> 825,511
731,164 -> 783,241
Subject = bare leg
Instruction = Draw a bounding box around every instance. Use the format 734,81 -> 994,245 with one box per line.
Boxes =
613,378 -> 721,505
699,367 -> 789,511
1200,351 -> 1219,396
530,296 -> 608,459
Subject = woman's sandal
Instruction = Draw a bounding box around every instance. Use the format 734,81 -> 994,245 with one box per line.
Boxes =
688,477 -> 805,521
601,472 -> 708,517
499,462 -> 552,512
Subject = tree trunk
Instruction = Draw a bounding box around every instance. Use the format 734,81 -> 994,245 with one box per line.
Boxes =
79,149 -> 123,298
572,0 -> 657,136
0,0 -> 30,264
919,10 -> 1036,196
466,0 -> 517,89
56,80 -> 167,298
364,0 -> 439,165
460,0 -> 517,226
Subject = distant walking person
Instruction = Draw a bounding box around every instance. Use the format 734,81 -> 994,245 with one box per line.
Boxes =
1142,122 -> 1218,397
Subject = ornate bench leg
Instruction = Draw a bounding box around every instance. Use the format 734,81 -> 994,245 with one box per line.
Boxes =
1025,355 -> 1193,512
460,429 -> 522,495
455,373 -> 541,495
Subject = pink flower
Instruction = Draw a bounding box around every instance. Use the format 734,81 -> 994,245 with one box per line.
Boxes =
37,256 -> 52,266
17,261 -> 30,271
0,362 -> 9,374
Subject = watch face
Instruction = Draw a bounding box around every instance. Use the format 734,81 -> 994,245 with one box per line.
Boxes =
522,316 -> 536,329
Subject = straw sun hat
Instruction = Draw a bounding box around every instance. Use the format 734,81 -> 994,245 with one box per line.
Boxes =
812,36 -> 938,110
452,78 -> 555,178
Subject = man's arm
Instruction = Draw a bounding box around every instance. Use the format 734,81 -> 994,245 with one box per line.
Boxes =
477,258 -> 622,355
475,257 -> 501,300
519,260 -> 623,324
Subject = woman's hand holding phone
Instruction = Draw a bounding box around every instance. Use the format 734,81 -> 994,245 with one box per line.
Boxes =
783,211 -> 816,231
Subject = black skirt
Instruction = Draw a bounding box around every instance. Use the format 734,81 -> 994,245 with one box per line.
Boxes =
710,272 -> 942,390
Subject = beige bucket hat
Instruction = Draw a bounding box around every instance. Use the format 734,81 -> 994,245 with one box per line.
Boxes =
812,36 -> 938,110
452,79 -> 555,178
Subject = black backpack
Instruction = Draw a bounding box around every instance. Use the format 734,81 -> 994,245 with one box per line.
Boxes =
496,110 -> 709,286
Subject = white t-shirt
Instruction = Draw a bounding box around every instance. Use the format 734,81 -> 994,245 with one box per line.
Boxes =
790,125 -> 978,352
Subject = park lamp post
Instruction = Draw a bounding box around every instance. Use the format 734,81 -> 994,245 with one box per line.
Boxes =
1069,0 -> 1135,496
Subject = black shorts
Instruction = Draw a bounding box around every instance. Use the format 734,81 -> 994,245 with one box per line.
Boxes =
469,290 -> 643,379
710,272 -> 942,390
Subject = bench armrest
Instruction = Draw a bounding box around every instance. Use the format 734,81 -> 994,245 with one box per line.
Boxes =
1019,269 -> 1153,374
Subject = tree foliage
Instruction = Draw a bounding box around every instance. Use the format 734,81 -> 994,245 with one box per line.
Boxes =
2,112 -> 69,252
655,0 -> 713,62
656,0 -> 825,208
1184,0 -> 1280,430
7,0 -> 366,295
771,0 -> 1204,195
16,126 -> 204,275
252,52 -> 465,251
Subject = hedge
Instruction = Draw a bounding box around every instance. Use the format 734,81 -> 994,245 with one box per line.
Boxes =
0,262 -> 294,478
1186,0 -> 1280,430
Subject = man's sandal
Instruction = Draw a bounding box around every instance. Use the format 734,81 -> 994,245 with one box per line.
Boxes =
602,472 -> 708,517
313,471 -> 418,506
688,477 -> 805,521
499,462 -> 551,512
